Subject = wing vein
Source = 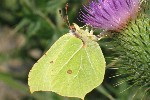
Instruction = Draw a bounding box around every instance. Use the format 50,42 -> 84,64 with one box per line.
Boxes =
85,48 -> 99,81
44,37 -> 74,89
56,44 -> 82,75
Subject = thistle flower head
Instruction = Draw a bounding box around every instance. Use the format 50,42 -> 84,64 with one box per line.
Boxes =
80,0 -> 140,32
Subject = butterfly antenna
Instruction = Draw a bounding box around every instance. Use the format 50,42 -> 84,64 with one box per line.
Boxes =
59,9 -> 66,24
59,10 -> 63,19
65,3 -> 71,28
59,3 -> 72,29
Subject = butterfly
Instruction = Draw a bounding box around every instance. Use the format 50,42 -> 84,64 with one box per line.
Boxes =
28,3 -> 106,100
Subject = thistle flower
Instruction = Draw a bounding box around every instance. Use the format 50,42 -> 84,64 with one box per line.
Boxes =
80,0 -> 140,32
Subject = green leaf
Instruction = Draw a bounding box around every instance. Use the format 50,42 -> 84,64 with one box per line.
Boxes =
0,73 -> 28,93
28,24 -> 106,99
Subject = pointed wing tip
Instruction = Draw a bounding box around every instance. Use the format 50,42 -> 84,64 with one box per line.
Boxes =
29,89 -> 34,94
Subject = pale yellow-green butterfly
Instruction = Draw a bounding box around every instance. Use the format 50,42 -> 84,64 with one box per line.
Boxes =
28,4 -> 106,100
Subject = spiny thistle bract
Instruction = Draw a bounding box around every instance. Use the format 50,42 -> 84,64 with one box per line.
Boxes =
113,14 -> 150,98
112,0 -> 150,97
80,0 -> 150,98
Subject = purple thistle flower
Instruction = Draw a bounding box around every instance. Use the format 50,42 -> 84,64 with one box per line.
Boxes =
80,0 -> 140,32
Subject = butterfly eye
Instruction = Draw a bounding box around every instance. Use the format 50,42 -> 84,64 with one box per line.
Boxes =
70,25 -> 76,32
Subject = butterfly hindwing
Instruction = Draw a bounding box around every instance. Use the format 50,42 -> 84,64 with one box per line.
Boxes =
28,25 -> 106,99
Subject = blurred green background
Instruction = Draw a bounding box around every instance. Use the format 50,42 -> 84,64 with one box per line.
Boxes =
0,0 -> 149,100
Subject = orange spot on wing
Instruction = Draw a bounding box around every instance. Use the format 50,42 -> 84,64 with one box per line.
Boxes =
67,70 -> 72,74
50,61 -> 54,63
